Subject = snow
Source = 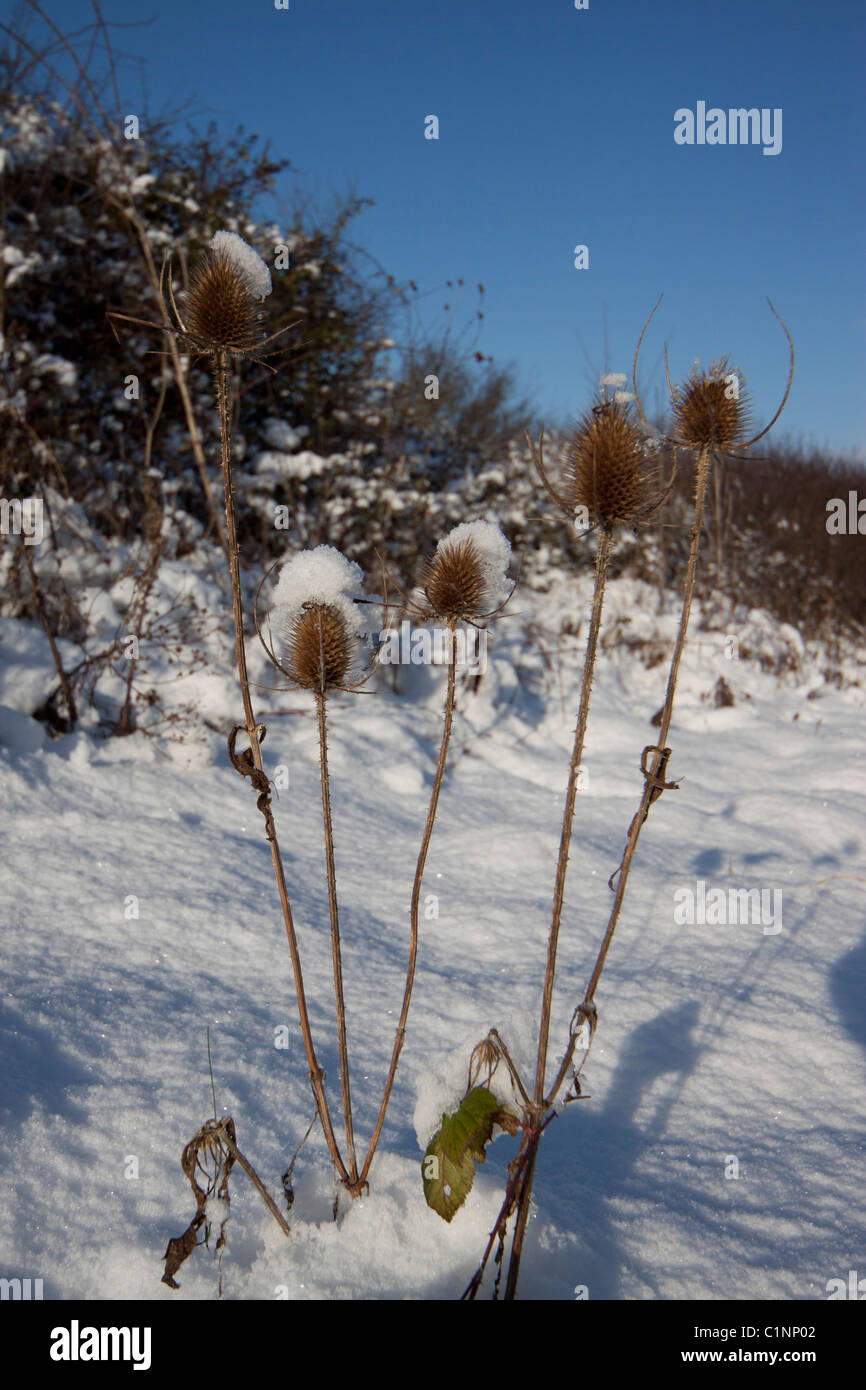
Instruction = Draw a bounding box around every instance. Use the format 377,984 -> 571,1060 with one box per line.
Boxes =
0,557 -> 864,1300
269,544 -> 367,638
208,231 -> 272,301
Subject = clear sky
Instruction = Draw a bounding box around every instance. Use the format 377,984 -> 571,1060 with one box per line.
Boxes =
8,0 -> 866,457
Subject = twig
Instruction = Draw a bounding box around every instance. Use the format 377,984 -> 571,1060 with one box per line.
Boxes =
213,347 -> 350,1187
360,619 -> 458,1185
315,687 -> 360,1189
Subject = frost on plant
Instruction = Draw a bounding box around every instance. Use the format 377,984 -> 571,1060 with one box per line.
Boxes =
270,544 -> 367,637
208,230 -> 273,301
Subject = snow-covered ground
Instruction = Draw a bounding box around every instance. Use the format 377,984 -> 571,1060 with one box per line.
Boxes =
1,563 -> 864,1300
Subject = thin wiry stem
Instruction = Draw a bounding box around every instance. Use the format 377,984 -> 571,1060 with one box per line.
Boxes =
532,526 -> 614,1101
505,446 -> 716,1302
213,348 -> 350,1190
503,525 -> 614,1299
315,687 -> 360,1190
360,618 -> 459,1185
584,443 -> 711,1006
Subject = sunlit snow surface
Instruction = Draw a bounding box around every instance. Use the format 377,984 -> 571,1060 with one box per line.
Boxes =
1,569 -> 864,1300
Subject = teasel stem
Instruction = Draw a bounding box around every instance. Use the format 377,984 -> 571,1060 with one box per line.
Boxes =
503,525 -> 613,1300
533,524 -> 614,1102
503,444 -> 712,1301
213,347 -> 350,1190
583,442 -> 711,1007
314,686 -> 360,1189
360,618 -> 458,1185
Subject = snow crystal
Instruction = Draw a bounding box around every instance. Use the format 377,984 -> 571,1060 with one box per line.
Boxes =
600,372 -> 627,387
208,230 -> 272,301
438,519 -> 512,606
270,544 -> 366,636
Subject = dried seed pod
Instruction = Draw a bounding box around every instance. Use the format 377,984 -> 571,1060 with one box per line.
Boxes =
423,538 -> 488,621
671,359 -> 751,452
419,520 -> 513,623
184,249 -> 265,354
285,602 -> 356,692
564,398 -> 650,529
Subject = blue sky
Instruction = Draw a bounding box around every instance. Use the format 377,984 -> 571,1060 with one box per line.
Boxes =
11,0 -> 866,456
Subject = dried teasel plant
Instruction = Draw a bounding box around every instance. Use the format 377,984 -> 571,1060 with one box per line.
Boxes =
463,391 -> 667,1298
412,520 -> 517,626
109,230 -> 294,367
669,356 -> 752,455
531,391 -> 673,539
490,302 -> 795,1301
257,545 -> 379,1194
253,530 -> 515,1196
520,387 -> 667,1145
113,234 -> 354,1207
360,522 -> 516,1187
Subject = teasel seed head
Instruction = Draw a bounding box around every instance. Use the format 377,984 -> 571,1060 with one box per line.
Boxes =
285,602 -> 356,693
564,397 -> 650,530
420,520 -> 513,622
184,250 -> 265,354
423,539 -> 487,621
671,358 -> 751,453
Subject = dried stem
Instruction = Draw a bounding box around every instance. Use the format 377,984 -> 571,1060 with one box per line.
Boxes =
533,526 -> 613,1101
503,525 -> 613,1298
216,1122 -> 292,1239
213,348 -> 349,1189
360,618 -> 459,1185
502,444 -> 712,1300
315,687 -> 360,1189
583,443 -> 711,1006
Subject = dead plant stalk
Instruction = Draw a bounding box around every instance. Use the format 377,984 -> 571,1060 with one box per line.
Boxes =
315,687 -> 359,1187
213,347 -> 350,1190
360,618 -> 459,1184
503,443 -> 712,1298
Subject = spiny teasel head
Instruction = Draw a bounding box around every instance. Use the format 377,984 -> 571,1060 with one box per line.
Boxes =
285,602 -> 356,692
423,538 -> 486,621
670,358 -> 751,453
264,544 -> 371,695
420,520 -> 513,622
183,231 -> 272,354
563,397 -> 651,530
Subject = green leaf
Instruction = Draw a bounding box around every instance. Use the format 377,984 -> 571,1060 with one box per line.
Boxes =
422,1086 -> 520,1222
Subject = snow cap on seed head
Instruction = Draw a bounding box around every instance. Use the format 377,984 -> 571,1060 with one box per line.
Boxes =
272,545 -> 365,633
184,230 -> 272,354
208,231 -> 272,301
269,545 -> 368,692
422,519 -> 513,621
